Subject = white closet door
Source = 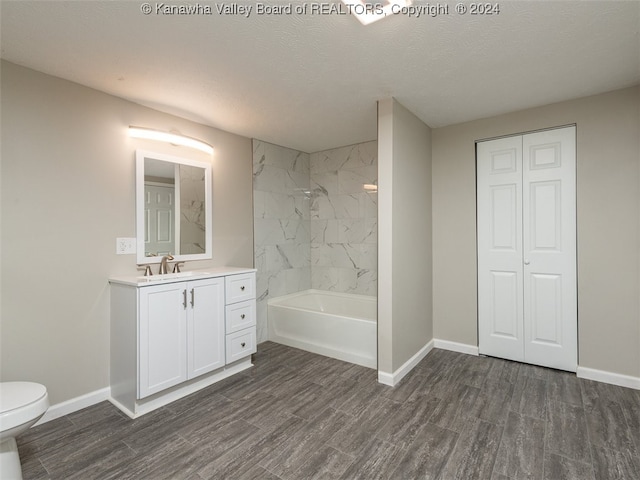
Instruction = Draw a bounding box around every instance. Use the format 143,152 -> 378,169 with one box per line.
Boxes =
477,126 -> 577,372
523,127 -> 577,371
477,136 -> 525,362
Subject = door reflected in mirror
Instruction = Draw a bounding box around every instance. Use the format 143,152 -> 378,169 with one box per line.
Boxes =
136,150 -> 212,264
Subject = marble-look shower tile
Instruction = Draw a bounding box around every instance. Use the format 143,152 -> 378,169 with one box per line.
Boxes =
311,266 -> 339,291
357,245 -> 377,270
311,194 -> 359,220
263,141 -> 310,173
253,164 -> 291,193
256,299 -> 268,343
310,219 -> 339,244
356,141 -> 378,166
337,219 -> 365,244
254,164 -> 309,194
253,190 -> 266,219
313,244 -> 362,269
312,267 -> 358,293
265,244 -> 310,271
332,194 -> 361,219
354,270 -> 377,296
258,219 -> 310,246
310,195 -> 336,219
338,166 -> 378,194
284,267 -> 311,293
256,139 -> 376,300
311,171 -> 339,196
310,145 -> 358,174
359,191 -> 378,219
337,219 -> 377,244
262,192 -> 298,220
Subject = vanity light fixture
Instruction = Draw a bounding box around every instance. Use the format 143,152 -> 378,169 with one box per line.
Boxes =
128,126 -> 214,155
341,0 -> 413,25
363,183 -> 378,192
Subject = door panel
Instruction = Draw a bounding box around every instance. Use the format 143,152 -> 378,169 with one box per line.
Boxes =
491,184 -> 519,250
530,180 -> 561,251
523,127 -> 577,371
477,136 -> 524,362
490,271 -> 520,338
530,273 -> 562,344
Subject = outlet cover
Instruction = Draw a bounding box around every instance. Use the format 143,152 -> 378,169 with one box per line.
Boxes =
116,237 -> 136,255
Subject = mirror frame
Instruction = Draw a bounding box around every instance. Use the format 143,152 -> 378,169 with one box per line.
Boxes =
135,149 -> 213,264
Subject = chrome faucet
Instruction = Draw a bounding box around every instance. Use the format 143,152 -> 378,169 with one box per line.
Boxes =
159,254 -> 174,274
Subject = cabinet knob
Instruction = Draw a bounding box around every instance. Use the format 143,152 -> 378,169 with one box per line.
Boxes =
240,286 -> 245,291
241,342 -> 246,348
241,314 -> 246,319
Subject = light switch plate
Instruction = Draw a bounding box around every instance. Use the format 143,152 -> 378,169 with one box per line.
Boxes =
116,237 -> 136,255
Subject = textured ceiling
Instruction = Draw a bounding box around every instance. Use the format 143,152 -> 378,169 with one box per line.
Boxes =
1,1 -> 639,152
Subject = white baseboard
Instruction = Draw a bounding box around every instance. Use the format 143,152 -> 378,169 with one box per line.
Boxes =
378,340 -> 434,387
433,339 -> 479,356
577,366 -> 640,390
34,387 -> 111,426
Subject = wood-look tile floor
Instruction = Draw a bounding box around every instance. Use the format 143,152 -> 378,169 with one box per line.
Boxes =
18,342 -> 640,479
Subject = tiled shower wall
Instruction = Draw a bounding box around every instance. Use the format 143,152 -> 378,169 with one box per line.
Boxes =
310,141 -> 378,296
253,139 -> 378,342
253,140 -> 311,342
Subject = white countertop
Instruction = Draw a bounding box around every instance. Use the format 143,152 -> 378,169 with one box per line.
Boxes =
109,266 -> 256,287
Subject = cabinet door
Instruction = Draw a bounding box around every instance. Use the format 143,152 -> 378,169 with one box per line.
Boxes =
187,278 -> 225,378
139,283 -> 187,398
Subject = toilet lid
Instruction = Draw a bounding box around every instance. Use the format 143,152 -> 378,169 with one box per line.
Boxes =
0,382 -> 48,414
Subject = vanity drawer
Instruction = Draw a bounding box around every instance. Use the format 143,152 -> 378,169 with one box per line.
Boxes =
226,328 -> 256,364
225,273 -> 255,304
225,300 -> 256,334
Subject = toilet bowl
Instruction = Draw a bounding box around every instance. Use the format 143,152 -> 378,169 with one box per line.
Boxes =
0,382 -> 49,480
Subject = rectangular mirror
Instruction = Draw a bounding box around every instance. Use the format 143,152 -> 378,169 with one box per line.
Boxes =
136,150 -> 212,264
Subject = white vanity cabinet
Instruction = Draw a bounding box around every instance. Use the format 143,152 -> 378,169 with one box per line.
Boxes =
138,277 -> 225,398
109,267 -> 256,418
224,273 -> 257,364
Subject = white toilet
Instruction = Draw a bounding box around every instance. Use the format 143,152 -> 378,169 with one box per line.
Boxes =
0,382 -> 49,480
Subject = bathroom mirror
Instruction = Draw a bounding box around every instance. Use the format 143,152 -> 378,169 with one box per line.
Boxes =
136,150 -> 212,264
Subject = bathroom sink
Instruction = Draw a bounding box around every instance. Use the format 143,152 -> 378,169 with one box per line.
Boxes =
138,271 -> 208,281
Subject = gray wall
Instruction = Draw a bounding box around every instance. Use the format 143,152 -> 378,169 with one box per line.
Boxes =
378,98 -> 433,375
0,61 -> 254,404
432,86 -> 640,378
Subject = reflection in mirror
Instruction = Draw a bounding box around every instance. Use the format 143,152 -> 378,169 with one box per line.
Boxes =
136,150 -> 212,264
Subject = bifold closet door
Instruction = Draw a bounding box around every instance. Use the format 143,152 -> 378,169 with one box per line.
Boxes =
477,126 -> 577,372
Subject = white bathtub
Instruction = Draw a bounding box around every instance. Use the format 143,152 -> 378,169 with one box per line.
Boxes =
268,289 -> 377,369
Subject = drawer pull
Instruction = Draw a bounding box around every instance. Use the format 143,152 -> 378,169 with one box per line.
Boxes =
240,314 -> 246,319
241,342 -> 246,348
240,285 -> 245,291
